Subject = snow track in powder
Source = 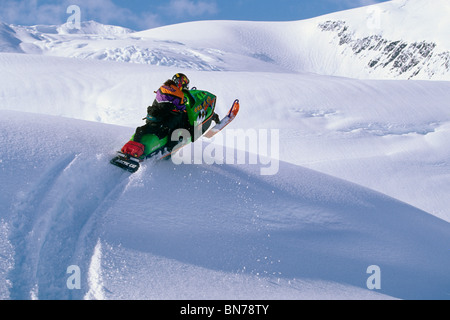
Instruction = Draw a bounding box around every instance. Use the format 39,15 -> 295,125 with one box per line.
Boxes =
1,110 -> 449,299
8,151 -> 130,299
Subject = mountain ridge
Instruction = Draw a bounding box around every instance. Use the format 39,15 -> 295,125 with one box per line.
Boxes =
0,0 -> 449,79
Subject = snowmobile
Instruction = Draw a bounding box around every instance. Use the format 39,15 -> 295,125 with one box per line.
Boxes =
110,88 -> 239,173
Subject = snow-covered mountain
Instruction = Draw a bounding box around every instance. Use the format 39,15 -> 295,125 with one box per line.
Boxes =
314,0 -> 450,80
0,22 -> 23,53
1,0 -> 450,79
0,0 -> 449,301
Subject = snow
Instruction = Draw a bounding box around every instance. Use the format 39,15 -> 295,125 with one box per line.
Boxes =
5,1 -> 450,79
0,0 -> 449,300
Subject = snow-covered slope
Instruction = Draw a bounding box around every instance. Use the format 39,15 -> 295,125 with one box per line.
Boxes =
0,52 -> 449,300
314,0 -> 450,80
0,109 -> 449,300
1,52 -> 450,222
2,0 -> 449,79
0,0 -> 449,300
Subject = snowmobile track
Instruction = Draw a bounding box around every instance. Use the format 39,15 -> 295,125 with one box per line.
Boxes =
8,153 -> 128,299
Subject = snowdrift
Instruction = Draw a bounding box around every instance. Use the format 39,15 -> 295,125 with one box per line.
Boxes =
1,110 -> 449,300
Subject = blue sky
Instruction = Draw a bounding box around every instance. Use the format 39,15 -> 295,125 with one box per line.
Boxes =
0,0 -> 390,30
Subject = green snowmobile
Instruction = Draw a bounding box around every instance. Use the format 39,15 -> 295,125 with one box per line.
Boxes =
110,89 -> 239,173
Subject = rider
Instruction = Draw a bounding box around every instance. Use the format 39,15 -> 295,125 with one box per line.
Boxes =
133,73 -> 190,150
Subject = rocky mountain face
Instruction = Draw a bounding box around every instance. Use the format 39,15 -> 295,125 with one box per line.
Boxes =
319,20 -> 450,80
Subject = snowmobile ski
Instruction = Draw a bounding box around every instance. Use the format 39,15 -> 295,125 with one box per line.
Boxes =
110,152 -> 141,173
204,99 -> 240,138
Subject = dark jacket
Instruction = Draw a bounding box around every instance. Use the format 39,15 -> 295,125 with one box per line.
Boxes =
148,84 -> 186,120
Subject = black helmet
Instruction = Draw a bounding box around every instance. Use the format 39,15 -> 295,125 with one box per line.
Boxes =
172,73 -> 190,90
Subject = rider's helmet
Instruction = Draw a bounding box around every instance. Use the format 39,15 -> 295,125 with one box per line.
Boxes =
172,73 -> 190,90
